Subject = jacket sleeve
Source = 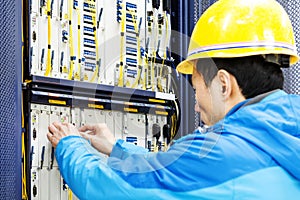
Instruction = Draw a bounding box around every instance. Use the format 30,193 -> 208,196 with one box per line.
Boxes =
55,132 -> 266,199
109,139 -> 149,160
55,133 -> 218,199
55,134 -> 204,198
55,135 -> 136,199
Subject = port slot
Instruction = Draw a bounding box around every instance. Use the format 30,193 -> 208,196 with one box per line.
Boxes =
127,63 -> 137,68
84,50 -> 96,57
84,44 -> 96,49
126,41 -> 137,46
126,136 -> 137,145
126,36 -> 137,43
84,14 -> 93,21
126,57 -> 137,64
83,9 -> 96,14
84,56 -> 97,61
127,69 -> 137,75
84,38 -> 96,45
84,21 -> 93,25
32,31 -> 37,43
84,26 -> 94,33
126,2 -> 137,10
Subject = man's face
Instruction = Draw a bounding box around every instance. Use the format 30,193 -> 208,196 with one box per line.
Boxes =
191,63 -> 224,126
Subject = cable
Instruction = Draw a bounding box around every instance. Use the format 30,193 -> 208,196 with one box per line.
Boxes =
75,5 -> 81,81
68,188 -> 73,200
21,71 -> 28,200
97,7 -> 103,29
171,97 -> 180,140
68,0 -> 75,80
21,1 -> 28,197
45,0 -> 53,76
22,129 -> 28,199
60,0 -> 64,21
163,12 -> 169,60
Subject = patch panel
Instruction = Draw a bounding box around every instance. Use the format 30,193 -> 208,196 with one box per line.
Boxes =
29,104 -> 81,200
58,0 -> 69,79
27,1 -> 175,195
83,0 -> 98,83
26,76 -> 176,198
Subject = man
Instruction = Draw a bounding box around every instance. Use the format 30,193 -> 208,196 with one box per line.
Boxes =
48,0 -> 300,199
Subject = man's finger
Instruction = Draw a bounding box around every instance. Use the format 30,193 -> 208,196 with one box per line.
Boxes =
47,132 -> 53,141
78,124 -> 95,132
47,132 -> 58,148
52,121 -> 64,131
49,123 -> 60,134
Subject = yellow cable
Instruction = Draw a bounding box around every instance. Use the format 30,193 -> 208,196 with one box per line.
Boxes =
21,5 -> 27,200
21,1 -> 27,196
68,0 -> 75,80
90,4 -> 99,82
75,7 -> 81,81
151,53 -> 157,91
171,114 -> 175,139
118,2 -> 125,87
68,189 -> 73,200
21,69 -> 27,200
21,92 -> 28,199
163,12 -> 169,60
45,0 -> 52,76
22,131 -> 28,199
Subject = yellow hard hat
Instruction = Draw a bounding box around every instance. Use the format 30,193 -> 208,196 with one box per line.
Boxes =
177,0 -> 299,74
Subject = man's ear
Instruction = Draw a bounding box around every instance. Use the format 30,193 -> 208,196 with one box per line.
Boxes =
217,69 -> 232,99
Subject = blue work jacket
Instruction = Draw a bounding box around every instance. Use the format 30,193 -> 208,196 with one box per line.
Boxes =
55,90 -> 300,199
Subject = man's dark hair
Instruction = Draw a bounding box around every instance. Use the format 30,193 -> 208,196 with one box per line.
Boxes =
196,55 -> 284,99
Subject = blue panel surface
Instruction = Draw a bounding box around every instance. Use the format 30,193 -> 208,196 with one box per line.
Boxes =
0,0 -> 22,199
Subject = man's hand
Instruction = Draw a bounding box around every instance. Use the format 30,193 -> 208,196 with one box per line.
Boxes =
79,123 -> 116,156
47,122 -> 80,148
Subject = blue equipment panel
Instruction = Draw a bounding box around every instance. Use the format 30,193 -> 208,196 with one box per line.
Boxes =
0,0 -> 22,199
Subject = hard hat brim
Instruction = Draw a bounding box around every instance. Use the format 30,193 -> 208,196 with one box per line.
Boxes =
176,51 -> 300,75
176,60 -> 194,75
